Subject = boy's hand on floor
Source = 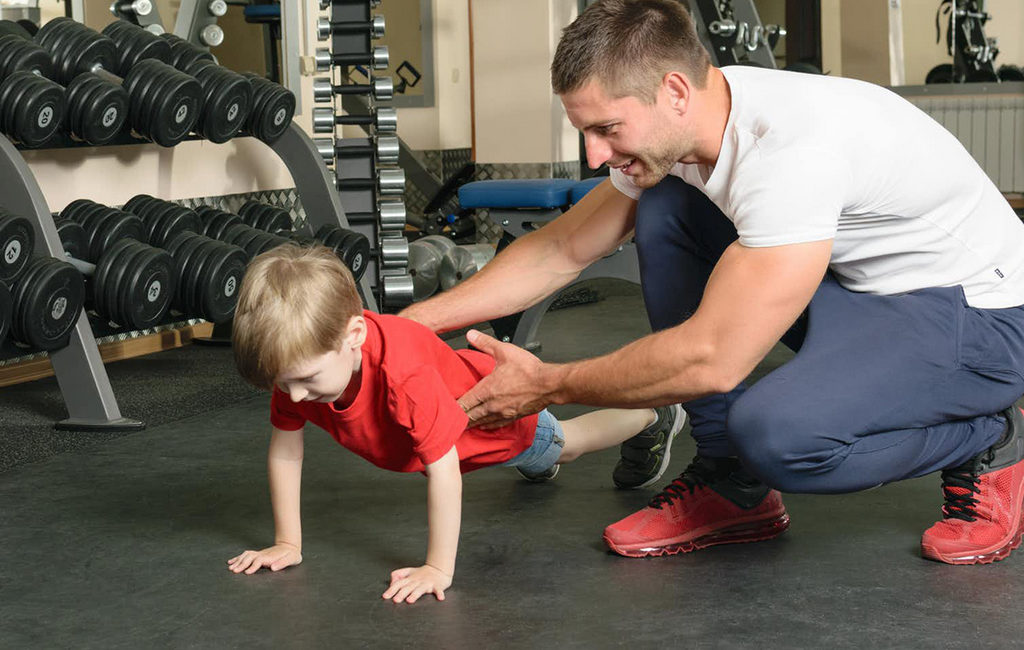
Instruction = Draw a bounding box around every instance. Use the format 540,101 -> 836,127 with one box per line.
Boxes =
227,543 -> 302,575
383,565 -> 452,604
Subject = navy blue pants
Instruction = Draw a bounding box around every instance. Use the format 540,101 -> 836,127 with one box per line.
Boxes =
634,176 -> 1024,493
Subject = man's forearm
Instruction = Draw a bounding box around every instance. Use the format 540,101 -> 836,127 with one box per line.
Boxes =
543,324 -> 727,409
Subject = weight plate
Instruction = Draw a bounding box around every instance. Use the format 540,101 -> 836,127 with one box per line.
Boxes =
99,239 -> 142,324
153,206 -> 201,248
65,73 -> 128,145
0,279 -> 11,344
168,232 -> 206,310
91,237 -> 132,317
96,211 -> 145,259
314,223 -> 338,242
194,242 -> 246,322
0,213 -> 34,285
182,238 -> 221,315
241,73 -> 295,144
119,245 -> 174,329
210,211 -> 243,241
337,231 -> 370,281
191,61 -> 252,143
54,218 -> 88,261
12,256 -> 84,350
107,240 -> 153,325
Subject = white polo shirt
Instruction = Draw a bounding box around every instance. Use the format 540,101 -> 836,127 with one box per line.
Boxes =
610,65 -> 1024,309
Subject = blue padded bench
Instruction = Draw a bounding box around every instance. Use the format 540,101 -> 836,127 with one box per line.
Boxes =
456,176 -> 638,348
570,176 -> 605,204
458,179 -> 577,210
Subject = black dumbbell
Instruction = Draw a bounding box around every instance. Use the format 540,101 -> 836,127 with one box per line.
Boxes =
217,221 -> 291,259
0,31 -> 130,146
0,213 -> 85,350
0,210 -> 34,286
314,224 -> 370,281
8,255 -> 85,350
314,135 -> 399,165
121,196 -> 247,323
0,279 -> 11,344
236,201 -> 293,235
56,202 -> 175,330
336,167 -> 406,196
103,22 -> 252,143
0,41 -> 63,146
316,15 -> 385,41
159,32 -> 295,144
312,76 -> 393,102
313,46 -> 388,71
194,205 -> 242,241
312,106 -> 396,134
34,17 -> 203,147
119,194 -> 202,248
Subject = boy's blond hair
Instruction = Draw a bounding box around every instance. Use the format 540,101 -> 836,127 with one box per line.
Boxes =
233,244 -> 363,389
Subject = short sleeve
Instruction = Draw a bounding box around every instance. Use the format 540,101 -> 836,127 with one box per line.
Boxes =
609,167 -> 643,200
270,387 -> 307,431
730,148 -> 846,247
388,367 -> 468,466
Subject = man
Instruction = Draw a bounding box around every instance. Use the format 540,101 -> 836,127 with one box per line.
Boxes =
400,0 -> 1024,564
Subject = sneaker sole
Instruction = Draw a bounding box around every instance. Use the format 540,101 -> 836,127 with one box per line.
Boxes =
604,511 -> 790,558
621,405 -> 688,490
921,482 -> 1024,565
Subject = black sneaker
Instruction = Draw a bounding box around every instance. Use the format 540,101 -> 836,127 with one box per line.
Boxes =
516,463 -> 560,482
612,404 -> 686,489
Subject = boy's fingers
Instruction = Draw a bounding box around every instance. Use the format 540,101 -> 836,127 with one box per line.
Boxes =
435,586 -> 446,601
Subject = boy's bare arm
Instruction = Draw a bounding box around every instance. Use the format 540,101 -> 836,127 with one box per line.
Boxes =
383,446 -> 462,604
228,427 -> 305,574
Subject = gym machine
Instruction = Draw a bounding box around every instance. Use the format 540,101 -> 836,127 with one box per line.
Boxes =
685,0 -> 785,69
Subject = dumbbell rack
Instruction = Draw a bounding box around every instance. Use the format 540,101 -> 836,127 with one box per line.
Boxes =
316,0 -> 413,309
0,122 -> 374,430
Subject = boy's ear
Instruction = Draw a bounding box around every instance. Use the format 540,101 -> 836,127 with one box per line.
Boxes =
345,315 -> 367,348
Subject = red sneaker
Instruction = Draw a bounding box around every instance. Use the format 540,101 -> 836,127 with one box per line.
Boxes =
603,456 -> 790,558
921,405 -> 1024,565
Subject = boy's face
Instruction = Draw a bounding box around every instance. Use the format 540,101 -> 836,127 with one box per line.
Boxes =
275,316 -> 366,404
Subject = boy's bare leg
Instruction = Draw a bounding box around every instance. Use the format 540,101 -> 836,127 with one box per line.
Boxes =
558,409 -> 657,463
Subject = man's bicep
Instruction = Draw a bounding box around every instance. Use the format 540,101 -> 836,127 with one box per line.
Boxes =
693,239 -> 832,385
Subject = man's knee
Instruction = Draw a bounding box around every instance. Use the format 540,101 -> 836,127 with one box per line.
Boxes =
728,395 -> 846,493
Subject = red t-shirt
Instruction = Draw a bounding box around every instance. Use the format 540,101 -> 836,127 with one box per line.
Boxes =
269,311 -> 538,473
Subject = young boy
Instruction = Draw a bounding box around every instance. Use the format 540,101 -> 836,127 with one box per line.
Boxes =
226,244 -> 684,604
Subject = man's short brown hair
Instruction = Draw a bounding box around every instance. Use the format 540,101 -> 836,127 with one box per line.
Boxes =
232,244 -> 362,390
551,0 -> 711,103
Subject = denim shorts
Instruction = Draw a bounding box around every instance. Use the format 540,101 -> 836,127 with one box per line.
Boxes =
500,409 -> 565,474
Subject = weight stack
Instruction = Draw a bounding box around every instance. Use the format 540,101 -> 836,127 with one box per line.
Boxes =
317,0 -> 412,311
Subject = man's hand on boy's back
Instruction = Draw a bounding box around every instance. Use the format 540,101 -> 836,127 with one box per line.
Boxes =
227,543 -> 303,575
383,564 -> 453,604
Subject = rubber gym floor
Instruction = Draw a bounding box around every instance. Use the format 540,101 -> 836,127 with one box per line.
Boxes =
1,279 -> 1020,649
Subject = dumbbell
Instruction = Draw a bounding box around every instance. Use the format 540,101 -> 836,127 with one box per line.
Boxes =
120,196 -> 248,322
56,202 -> 175,329
379,235 -> 409,270
236,201 -> 293,235
158,32 -> 295,144
0,211 -> 87,350
313,76 -> 393,102
0,31 -> 133,146
439,243 -> 496,291
313,46 -> 388,72
34,17 -> 203,147
0,210 -> 33,286
314,224 -> 371,281
381,274 -> 414,309
314,135 -> 399,165
407,235 -> 455,302
316,15 -> 385,42
311,106 -> 396,134
339,201 -> 406,231
336,168 -> 406,196
101,21 -> 251,143
0,279 -> 11,344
